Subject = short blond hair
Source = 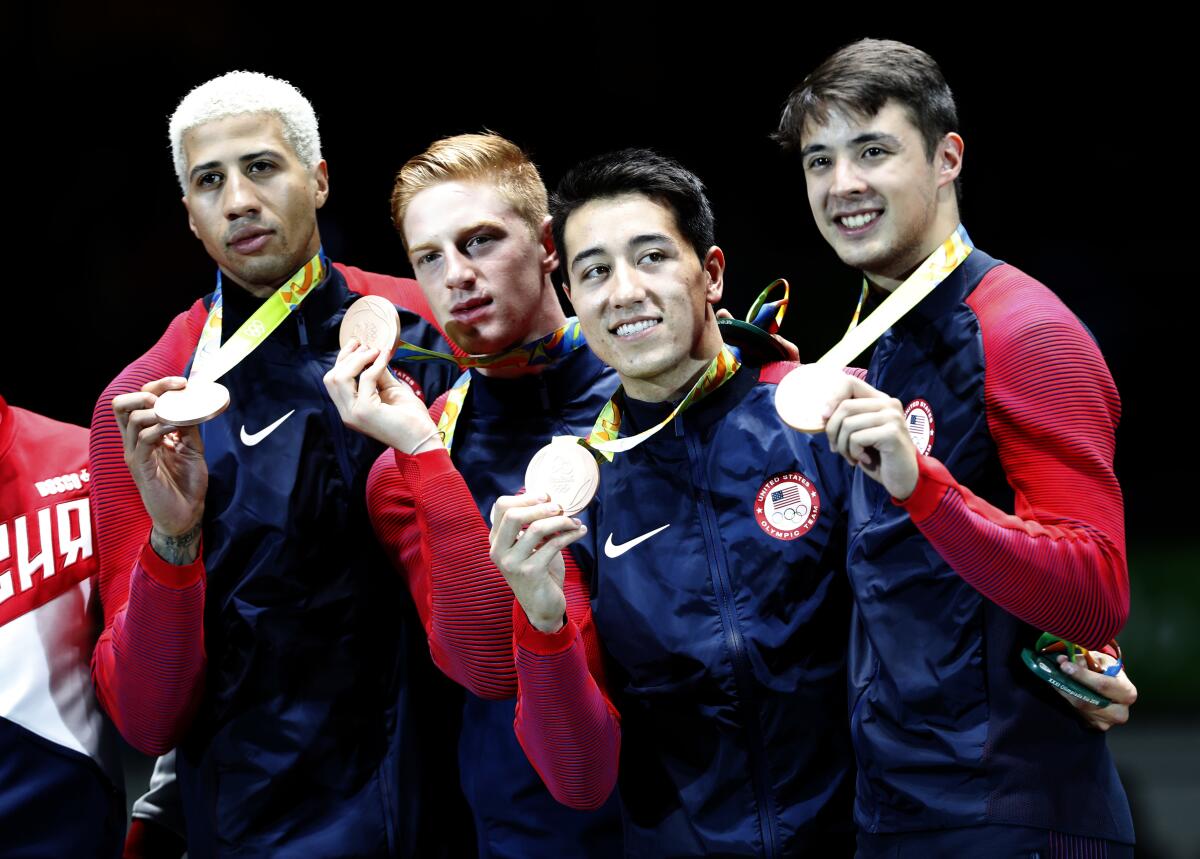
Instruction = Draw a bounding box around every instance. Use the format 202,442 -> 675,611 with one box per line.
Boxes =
391,133 -> 547,248
169,71 -> 321,193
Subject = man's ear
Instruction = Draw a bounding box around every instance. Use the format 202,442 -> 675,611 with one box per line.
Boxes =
703,246 -> 726,306
182,195 -> 198,239
539,216 -> 558,276
936,133 -> 964,188
312,160 -> 330,209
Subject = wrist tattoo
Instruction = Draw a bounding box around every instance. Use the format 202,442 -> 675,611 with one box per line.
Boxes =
151,523 -> 202,565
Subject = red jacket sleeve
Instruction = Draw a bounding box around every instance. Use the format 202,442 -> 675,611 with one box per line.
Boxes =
89,303 -> 208,754
512,550 -> 621,811
899,265 -> 1128,648
366,436 -> 520,699
364,403 -> 622,805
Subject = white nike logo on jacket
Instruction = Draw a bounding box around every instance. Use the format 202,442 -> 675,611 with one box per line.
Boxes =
240,410 -> 296,446
604,524 -> 671,558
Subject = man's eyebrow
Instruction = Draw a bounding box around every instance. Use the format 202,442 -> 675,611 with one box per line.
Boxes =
407,219 -> 507,258
798,132 -> 903,159
189,160 -> 222,181
188,149 -> 288,182
571,232 -> 676,271
628,232 -> 672,249
239,149 -> 287,164
850,132 -> 902,148
570,245 -> 606,271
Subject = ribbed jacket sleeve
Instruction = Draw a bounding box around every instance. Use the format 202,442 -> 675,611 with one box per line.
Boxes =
900,265 -> 1128,648
88,303 -> 208,754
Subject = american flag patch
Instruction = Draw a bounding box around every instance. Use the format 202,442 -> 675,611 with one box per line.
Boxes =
771,486 -> 803,506
755,471 -> 820,541
903,398 -> 935,455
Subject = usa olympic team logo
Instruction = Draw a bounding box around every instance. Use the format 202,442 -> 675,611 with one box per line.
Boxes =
903,399 -> 935,455
755,471 -> 820,541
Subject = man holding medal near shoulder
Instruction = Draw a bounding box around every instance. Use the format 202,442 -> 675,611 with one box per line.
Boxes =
89,72 -> 462,856
770,39 -> 1137,856
483,104 -> 1137,859
322,133 -> 625,858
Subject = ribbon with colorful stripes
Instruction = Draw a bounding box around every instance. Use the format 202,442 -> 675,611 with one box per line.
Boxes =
817,224 -> 973,370
581,278 -> 790,462
434,318 -> 589,453
745,278 -> 789,336
396,317 -> 587,372
191,251 -> 325,383
1036,633 -> 1124,677
584,345 -> 740,461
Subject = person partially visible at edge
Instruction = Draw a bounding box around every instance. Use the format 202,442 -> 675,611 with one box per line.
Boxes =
87,71 -> 466,857
0,395 -> 123,857
777,38 -> 1136,857
323,132 -> 624,858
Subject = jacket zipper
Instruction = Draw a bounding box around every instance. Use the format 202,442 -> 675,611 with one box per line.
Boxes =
298,313 -> 358,497
683,416 -> 781,858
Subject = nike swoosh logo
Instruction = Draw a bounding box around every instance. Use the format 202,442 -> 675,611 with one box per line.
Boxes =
240,410 -> 296,446
604,524 -> 671,559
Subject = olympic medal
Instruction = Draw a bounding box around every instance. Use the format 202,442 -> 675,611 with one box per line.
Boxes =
340,295 -> 401,357
774,364 -> 852,433
154,379 -> 231,427
524,437 -> 600,516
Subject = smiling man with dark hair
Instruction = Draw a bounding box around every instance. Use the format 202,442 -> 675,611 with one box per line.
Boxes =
487,147 -> 857,857
779,38 -> 1136,857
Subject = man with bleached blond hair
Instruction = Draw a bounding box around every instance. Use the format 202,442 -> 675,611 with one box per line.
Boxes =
89,71 -> 462,857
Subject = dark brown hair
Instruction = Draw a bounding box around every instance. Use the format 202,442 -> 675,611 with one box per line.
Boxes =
775,38 -> 958,160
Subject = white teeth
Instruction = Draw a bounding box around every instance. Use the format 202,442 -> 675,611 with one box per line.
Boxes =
839,212 -> 879,229
616,319 -> 659,337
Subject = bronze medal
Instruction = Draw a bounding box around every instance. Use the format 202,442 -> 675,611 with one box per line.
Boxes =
774,364 -> 852,433
340,295 -> 401,357
154,379 -> 231,427
524,438 -> 600,516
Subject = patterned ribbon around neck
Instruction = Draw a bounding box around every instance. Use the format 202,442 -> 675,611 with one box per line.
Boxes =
817,224 -> 973,369
434,319 -> 588,453
395,317 -> 586,372
190,250 -> 326,383
583,278 -> 790,463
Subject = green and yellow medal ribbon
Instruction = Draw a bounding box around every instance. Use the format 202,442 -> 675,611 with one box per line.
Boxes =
433,318 -> 590,453
191,251 -> 325,383
395,317 -> 586,372
815,224 -> 973,370
580,278 -> 790,462
584,345 -> 741,462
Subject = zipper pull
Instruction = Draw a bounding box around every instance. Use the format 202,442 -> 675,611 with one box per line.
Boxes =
297,312 -> 308,348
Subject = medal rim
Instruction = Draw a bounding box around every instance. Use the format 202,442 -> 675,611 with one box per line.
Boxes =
524,439 -> 600,516
774,364 -> 847,433
339,295 -> 400,355
153,380 -> 231,427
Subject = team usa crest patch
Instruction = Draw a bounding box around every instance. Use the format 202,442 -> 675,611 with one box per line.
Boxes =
755,471 -> 820,541
904,398 -> 935,455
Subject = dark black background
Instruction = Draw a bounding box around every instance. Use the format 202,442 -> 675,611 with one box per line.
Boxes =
9,9 -> 1198,850
7,8 -> 1178,546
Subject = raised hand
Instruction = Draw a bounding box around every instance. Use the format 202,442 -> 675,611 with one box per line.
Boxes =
489,493 -> 588,633
112,377 -> 207,564
824,375 -> 919,500
323,340 -> 440,454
